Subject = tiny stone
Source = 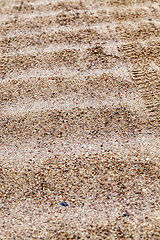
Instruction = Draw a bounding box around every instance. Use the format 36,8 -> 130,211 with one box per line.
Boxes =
60,201 -> 68,207
122,211 -> 129,217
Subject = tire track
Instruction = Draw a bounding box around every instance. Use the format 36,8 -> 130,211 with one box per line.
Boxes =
117,19 -> 160,126
120,40 -> 160,63
132,67 -> 160,125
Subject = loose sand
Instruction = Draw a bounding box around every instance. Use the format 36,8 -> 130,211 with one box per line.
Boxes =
0,0 -> 160,239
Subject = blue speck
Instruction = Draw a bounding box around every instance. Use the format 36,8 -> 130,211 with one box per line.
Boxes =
60,201 -> 68,207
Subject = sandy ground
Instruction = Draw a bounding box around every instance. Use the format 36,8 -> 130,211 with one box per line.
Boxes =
0,0 -> 160,239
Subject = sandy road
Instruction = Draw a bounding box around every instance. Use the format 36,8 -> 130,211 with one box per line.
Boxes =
0,0 -> 160,239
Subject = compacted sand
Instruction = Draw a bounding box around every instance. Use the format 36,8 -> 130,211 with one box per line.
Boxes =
0,0 -> 160,239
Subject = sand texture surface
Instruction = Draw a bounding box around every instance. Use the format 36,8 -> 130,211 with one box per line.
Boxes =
0,0 -> 160,239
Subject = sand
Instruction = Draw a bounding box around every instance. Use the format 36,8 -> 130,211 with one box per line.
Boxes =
0,0 -> 160,239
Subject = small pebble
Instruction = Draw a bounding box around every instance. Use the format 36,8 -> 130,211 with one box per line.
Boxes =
60,201 -> 68,207
122,211 -> 129,217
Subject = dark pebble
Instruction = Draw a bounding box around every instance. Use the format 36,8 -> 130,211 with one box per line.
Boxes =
105,120 -> 109,125
60,201 -> 68,207
122,211 -> 129,217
